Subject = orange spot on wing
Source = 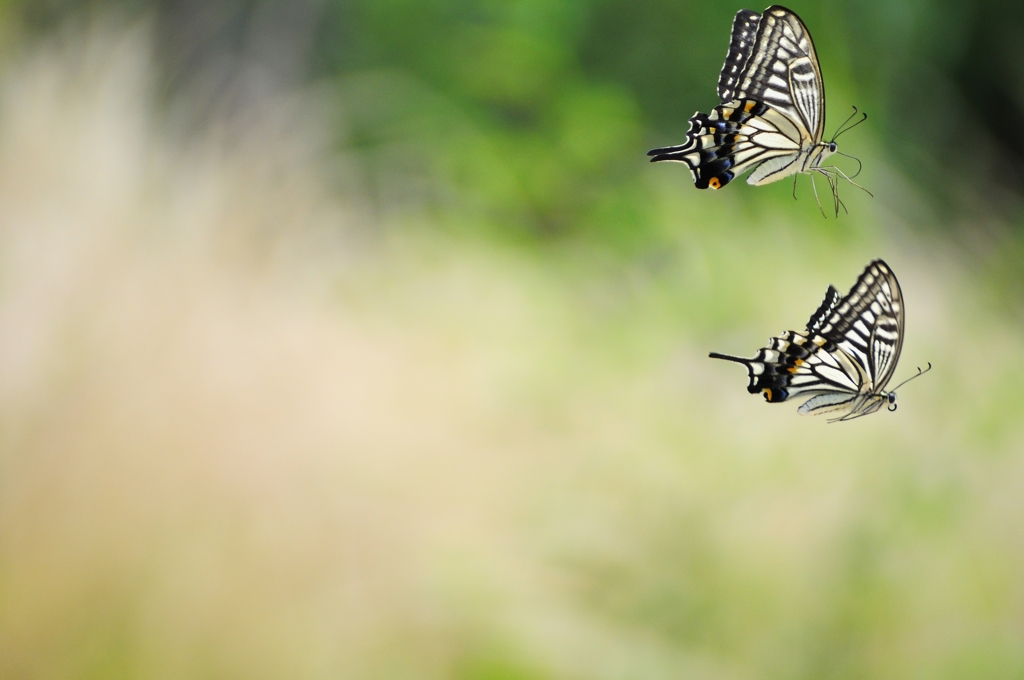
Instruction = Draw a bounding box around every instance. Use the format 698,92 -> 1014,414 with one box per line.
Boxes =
709,177 -> 722,189
763,388 -> 773,401
744,100 -> 756,112
787,358 -> 804,374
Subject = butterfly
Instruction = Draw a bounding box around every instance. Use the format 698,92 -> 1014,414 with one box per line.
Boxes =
647,5 -> 867,214
709,259 -> 930,422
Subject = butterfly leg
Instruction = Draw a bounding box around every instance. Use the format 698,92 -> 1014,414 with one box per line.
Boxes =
823,164 -> 874,198
792,172 -> 799,201
833,174 -> 849,216
827,170 -> 847,216
809,172 -> 827,218
813,169 -> 847,217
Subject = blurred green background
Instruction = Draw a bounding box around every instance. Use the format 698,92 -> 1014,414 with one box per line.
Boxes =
1,1 -> 1023,679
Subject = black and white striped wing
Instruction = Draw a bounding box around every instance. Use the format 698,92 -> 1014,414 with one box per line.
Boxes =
718,5 -> 826,143
709,329 -> 864,407
646,99 -> 804,189
805,284 -> 842,333
813,259 -> 905,391
718,10 -> 762,102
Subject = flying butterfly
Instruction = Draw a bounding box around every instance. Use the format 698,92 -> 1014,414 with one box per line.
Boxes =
710,259 -> 930,422
647,5 -> 868,214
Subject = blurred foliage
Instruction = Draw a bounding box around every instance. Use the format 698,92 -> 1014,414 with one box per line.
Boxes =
2,3 -> 1024,680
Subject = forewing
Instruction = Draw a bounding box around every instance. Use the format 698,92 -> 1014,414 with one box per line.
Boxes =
816,260 -> 905,390
724,6 -> 825,142
718,9 -> 762,102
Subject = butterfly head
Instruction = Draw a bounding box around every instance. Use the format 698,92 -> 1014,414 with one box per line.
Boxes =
886,391 -> 897,412
811,141 -> 838,167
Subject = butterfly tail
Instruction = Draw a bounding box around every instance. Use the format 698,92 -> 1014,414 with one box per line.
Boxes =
710,331 -> 827,404
648,114 -> 738,190
648,100 -> 780,190
708,351 -> 750,365
709,352 -> 790,401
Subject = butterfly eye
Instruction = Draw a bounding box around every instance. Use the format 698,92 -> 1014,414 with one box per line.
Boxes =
829,142 -> 837,153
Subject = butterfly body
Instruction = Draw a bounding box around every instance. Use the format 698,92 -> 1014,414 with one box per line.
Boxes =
649,6 -> 852,198
710,260 -> 928,422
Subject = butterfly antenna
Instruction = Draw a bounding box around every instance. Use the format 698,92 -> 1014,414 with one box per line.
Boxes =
831,106 -> 867,142
889,362 -> 933,392
830,106 -> 860,141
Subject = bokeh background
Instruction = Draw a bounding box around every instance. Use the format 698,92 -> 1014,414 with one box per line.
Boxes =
1,1 -> 1023,678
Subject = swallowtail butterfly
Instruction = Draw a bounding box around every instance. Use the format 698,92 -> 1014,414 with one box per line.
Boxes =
648,5 -> 866,212
710,259 -> 930,422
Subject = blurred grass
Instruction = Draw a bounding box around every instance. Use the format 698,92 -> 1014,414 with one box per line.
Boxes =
0,5 -> 1024,680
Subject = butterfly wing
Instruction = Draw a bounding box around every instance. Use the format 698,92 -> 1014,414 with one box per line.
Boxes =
718,9 -> 763,103
806,285 -> 841,333
720,6 -> 826,143
709,329 -> 863,406
646,99 -> 803,189
814,260 -> 905,391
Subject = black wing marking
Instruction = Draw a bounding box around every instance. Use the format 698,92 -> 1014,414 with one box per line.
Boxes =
806,285 -> 841,333
718,9 -> 762,103
815,259 -> 904,390
646,99 -> 802,189
721,6 -> 825,142
710,330 -> 861,404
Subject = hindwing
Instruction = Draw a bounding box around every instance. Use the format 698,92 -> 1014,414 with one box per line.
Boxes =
720,6 -> 825,142
710,330 -> 862,405
646,99 -> 803,189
